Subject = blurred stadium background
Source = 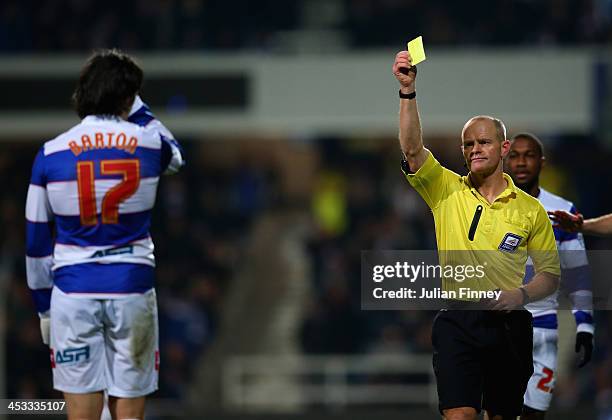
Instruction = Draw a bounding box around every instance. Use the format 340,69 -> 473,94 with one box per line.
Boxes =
1,0 -> 612,419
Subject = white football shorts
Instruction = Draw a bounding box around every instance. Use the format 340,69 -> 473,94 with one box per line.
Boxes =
523,327 -> 558,411
49,287 -> 159,397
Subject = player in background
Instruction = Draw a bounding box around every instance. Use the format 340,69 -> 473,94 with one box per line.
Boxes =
550,210 -> 612,236
25,49 -> 184,420
505,133 -> 593,420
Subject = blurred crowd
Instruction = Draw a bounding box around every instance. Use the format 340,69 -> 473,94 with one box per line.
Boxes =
301,137 -> 437,357
1,0 -> 611,52
300,136 -> 612,415
0,140 -> 275,399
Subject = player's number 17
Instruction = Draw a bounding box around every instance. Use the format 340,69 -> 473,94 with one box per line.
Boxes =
76,159 -> 140,226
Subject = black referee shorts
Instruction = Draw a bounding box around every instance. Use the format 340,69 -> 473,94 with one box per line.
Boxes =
432,308 -> 533,417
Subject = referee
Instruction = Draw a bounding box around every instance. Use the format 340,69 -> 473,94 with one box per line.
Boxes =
392,51 -> 561,420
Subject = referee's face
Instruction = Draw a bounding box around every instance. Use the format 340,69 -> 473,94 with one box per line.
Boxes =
461,119 -> 506,176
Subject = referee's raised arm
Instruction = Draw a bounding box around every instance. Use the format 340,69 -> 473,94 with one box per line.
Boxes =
393,51 -> 428,173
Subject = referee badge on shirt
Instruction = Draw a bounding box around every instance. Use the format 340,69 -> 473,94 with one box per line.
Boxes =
498,233 -> 523,253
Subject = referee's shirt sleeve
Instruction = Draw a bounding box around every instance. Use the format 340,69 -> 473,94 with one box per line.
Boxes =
527,204 -> 561,277
404,150 -> 450,209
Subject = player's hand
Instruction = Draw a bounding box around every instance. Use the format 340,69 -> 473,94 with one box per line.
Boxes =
548,210 -> 583,233
575,331 -> 593,368
393,51 -> 417,90
487,289 -> 524,311
39,314 -> 50,346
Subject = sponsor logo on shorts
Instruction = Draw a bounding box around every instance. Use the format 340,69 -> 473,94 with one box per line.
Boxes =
498,233 -> 523,253
90,245 -> 134,258
55,346 -> 90,365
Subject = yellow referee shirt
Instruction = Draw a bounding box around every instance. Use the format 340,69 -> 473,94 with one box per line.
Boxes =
406,151 -> 560,294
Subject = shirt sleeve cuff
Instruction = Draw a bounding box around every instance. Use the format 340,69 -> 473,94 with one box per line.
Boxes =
576,323 -> 594,334
405,150 -> 436,181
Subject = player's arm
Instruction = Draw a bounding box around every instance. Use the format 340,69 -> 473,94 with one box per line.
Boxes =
393,51 -> 428,173
554,210 -> 595,366
128,95 -> 185,175
557,208 -> 594,336
567,274 -> 594,367
582,214 -> 612,236
25,148 -> 54,345
159,132 -> 185,175
549,210 -> 612,236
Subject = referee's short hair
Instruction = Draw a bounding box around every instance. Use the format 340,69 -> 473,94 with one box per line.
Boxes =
463,115 -> 507,143
72,49 -> 143,119
511,132 -> 545,158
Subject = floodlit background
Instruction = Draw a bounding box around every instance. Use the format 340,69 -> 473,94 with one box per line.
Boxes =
1,1 -> 612,419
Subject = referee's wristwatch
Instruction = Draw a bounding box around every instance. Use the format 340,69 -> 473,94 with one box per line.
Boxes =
399,90 -> 416,100
518,286 -> 530,305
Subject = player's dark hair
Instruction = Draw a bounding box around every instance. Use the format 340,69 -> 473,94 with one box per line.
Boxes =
72,49 -> 143,119
511,132 -> 545,157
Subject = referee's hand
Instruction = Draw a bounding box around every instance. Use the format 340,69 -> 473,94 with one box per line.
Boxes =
488,289 -> 524,311
393,51 -> 417,90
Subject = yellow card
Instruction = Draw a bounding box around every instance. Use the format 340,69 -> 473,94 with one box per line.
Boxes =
407,36 -> 426,65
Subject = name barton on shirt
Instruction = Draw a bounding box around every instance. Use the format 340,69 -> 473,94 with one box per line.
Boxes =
69,132 -> 139,156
